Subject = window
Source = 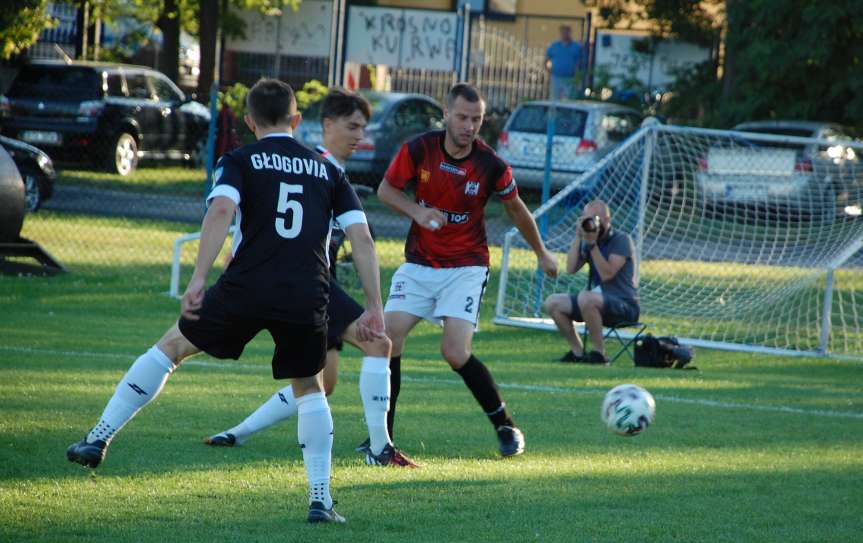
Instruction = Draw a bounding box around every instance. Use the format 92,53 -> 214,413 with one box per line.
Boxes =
149,74 -> 184,103
126,73 -> 152,100
509,105 -> 587,137
107,73 -> 125,97
8,66 -> 101,100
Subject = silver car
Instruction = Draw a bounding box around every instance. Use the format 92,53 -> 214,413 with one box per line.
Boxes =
496,100 -> 643,190
695,121 -> 861,218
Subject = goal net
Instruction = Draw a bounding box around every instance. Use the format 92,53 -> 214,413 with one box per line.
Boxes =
495,124 -> 863,357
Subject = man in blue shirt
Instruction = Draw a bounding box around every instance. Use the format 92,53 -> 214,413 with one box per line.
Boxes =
546,25 -> 583,100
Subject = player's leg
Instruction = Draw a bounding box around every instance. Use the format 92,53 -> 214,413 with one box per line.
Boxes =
542,292 -> 586,361
66,322 -> 199,468
441,317 -> 524,457
340,320 -> 418,468
577,290 -> 606,361
275,324 -> 344,524
382,310 -> 422,441
380,264 -> 435,442
205,282 -> 355,447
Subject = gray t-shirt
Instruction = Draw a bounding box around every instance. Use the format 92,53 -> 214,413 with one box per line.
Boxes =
581,230 -> 639,304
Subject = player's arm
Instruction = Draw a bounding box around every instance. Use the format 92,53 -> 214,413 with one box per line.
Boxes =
586,246 -> 626,282
566,230 -> 587,274
502,195 -> 558,278
377,178 -> 446,230
182,196 -> 236,319
343,222 -> 386,341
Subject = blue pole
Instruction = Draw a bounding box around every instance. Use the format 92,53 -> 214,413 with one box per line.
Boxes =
534,104 -> 556,314
203,80 -> 218,209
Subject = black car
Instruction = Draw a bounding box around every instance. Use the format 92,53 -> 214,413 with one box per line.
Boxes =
0,60 -> 210,176
0,134 -> 55,211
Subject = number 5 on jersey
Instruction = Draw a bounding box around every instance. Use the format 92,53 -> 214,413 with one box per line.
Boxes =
275,183 -> 303,239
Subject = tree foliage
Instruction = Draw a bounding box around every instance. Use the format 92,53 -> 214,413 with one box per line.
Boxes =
0,0 -> 54,59
587,0 -> 863,131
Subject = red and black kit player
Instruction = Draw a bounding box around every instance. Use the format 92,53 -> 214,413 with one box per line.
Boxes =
376,83 -> 558,457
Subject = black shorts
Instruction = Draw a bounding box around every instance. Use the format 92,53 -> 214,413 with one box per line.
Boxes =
327,281 -> 364,351
568,292 -> 640,327
178,284 -> 327,379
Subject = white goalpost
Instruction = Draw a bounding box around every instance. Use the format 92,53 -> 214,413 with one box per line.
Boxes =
495,124 -> 863,357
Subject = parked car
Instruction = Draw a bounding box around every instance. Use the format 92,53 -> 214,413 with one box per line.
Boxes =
295,91 -> 443,184
0,60 -> 210,176
0,134 -> 55,212
496,100 -> 643,190
695,121 -> 862,219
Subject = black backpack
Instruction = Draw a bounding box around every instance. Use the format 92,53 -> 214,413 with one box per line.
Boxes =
634,334 -> 696,370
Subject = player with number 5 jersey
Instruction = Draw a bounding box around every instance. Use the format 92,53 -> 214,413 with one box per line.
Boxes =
65,79 -> 384,524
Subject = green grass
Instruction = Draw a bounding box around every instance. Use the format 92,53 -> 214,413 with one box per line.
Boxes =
2,213 -> 863,542
59,167 -> 207,197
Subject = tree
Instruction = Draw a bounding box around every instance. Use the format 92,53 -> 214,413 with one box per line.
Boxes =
587,0 -> 863,130
0,0 -> 53,59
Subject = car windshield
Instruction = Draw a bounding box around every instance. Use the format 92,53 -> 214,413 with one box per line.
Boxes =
509,105 -> 587,137
301,93 -> 388,124
8,66 -> 101,101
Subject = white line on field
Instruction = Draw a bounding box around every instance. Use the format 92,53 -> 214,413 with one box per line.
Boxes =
4,345 -> 863,420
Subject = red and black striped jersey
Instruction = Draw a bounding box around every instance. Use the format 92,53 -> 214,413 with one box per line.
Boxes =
384,130 -> 518,268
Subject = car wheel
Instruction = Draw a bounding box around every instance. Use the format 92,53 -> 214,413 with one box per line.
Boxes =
22,172 -> 41,212
107,132 -> 139,176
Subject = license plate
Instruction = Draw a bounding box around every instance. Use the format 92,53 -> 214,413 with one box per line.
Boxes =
21,130 -> 61,145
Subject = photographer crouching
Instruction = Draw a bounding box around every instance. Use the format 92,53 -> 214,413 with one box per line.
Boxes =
542,200 -> 640,364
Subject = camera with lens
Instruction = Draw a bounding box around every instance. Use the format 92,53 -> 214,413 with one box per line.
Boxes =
581,215 -> 601,233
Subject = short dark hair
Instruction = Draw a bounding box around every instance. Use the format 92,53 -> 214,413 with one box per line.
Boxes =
446,83 -> 484,108
320,87 -> 372,125
246,78 -> 296,127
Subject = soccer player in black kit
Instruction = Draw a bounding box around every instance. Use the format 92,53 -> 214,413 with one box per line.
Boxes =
205,87 -> 417,468
65,79 -> 384,524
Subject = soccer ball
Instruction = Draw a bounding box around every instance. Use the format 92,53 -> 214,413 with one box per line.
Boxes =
601,384 -> 656,436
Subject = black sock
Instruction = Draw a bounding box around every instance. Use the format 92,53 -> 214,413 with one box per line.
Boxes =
455,354 -> 514,429
387,355 -> 401,440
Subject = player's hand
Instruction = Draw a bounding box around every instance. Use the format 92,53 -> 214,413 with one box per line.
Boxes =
355,307 -> 386,343
414,207 -> 447,231
538,249 -> 559,278
181,276 -> 206,320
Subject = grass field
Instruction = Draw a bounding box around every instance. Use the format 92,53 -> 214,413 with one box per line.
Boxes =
3,214 -> 863,542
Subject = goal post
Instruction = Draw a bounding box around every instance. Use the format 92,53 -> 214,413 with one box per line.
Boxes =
495,124 -> 863,357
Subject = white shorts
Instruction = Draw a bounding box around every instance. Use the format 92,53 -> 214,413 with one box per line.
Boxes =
385,263 -> 489,326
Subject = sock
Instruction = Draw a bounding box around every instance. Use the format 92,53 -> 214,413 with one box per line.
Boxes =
86,346 -> 174,444
296,392 -> 333,509
359,356 -> 391,455
387,355 -> 401,440
225,385 -> 297,444
455,354 -> 514,429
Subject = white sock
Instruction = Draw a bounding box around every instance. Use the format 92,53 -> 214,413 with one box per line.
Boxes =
87,346 -> 174,444
359,356 -> 392,455
296,392 -> 333,509
224,385 -> 297,444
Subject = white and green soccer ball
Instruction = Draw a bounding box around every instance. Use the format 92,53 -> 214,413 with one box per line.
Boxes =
601,384 -> 656,436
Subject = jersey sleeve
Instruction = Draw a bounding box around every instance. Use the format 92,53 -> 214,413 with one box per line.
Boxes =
609,233 -> 634,259
494,163 -> 519,201
384,142 -> 416,190
332,169 -> 367,229
208,153 -> 243,205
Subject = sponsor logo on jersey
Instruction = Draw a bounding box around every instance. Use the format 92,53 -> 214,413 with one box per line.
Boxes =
439,162 -> 467,176
418,199 -> 472,225
250,152 -> 330,180
420,168 -> 431,183
465,181 -> 480,196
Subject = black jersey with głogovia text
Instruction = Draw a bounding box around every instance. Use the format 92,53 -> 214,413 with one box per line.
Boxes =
208,134 -> 366,325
